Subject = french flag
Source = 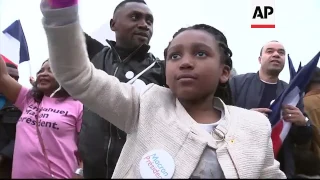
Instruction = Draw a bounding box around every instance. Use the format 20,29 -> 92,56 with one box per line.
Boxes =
0,20 -> 30,67
0,20 -> 30,109
269,52 -> 320,157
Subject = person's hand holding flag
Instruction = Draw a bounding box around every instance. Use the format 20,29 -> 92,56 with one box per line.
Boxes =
282,105 -> 307,126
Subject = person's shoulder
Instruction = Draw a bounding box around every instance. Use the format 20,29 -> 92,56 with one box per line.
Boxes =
143,53 -> 166,86
227,105 -> 271,132
146,52 -> 157,58
146,53 -> 165,73
155,59 -> 165,70
140,83 -> 169,95
140,84 -> 172,102
304,93 -> 320,102
63,98 -> 83,113
232,73 -> 256,80
65,97 -> 83,106
90,46 -> 111,63
279,79 -> 288,86
97,46 -> 112,55
20,87 -> 32,96
146,52 -> 163,63
14,87 -> 33,106
304,93 -> 320,110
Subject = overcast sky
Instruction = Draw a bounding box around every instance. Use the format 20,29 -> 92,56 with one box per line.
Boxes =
0,0 -> 319,88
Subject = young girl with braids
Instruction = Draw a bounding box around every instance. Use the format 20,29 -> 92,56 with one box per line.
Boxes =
40,0 -> 285,178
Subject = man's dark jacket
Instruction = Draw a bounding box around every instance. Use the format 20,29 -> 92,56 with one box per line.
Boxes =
229,72 -> 312,178
79,34 -> 166,178
0,101 -> 21,178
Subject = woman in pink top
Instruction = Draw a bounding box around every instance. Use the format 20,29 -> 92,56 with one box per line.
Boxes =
0,58 -> 83,178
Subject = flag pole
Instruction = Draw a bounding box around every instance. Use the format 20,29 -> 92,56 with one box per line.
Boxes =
28,60 -> 33,87
28,60 -> 32,77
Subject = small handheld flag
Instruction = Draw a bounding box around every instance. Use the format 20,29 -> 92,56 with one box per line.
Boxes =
0,20 -> 31,76
269,51 -> 320,157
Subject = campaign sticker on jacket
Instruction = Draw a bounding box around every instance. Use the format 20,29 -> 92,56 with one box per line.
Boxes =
139,149 -> 175,179
125,71 -> 134,79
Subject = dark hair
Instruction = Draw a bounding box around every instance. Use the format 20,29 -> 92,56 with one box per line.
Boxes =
28,60 -> 70,103
163,24 -> 234,105
305,67 -> 320,93
113,0 -> 147,15
259,40 -> 279,56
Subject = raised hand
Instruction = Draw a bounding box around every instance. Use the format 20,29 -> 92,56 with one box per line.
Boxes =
29,76 -> 36,86
47,0 -> 78,8
0,55 -> 22,103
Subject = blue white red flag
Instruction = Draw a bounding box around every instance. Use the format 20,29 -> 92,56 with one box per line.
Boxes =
269,52 -> 320,157
0,20 -> 30,109
0,20 -> 30,67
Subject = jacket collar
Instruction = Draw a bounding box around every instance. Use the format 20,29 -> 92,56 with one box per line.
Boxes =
256,71 -> 280,83
255,71 -> 285,95
175,97 -> 231,145
106,40 -> 151,62
174,97 -> 238,178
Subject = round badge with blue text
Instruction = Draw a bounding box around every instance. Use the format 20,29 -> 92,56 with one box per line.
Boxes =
139,149 -> 175,179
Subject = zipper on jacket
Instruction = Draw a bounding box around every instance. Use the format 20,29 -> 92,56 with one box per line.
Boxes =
111,45 -> 142,77
109,43 -> 143,64
117,130 -> 121,139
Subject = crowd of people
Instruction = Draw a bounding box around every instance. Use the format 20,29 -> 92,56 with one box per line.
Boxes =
0,0 -> 319,179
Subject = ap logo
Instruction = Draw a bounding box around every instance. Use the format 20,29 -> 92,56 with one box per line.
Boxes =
251,0 -> 275,28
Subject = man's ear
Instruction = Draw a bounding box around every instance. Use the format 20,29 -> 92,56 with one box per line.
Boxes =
258,56 -> 262,64
110,19 -> 116,32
